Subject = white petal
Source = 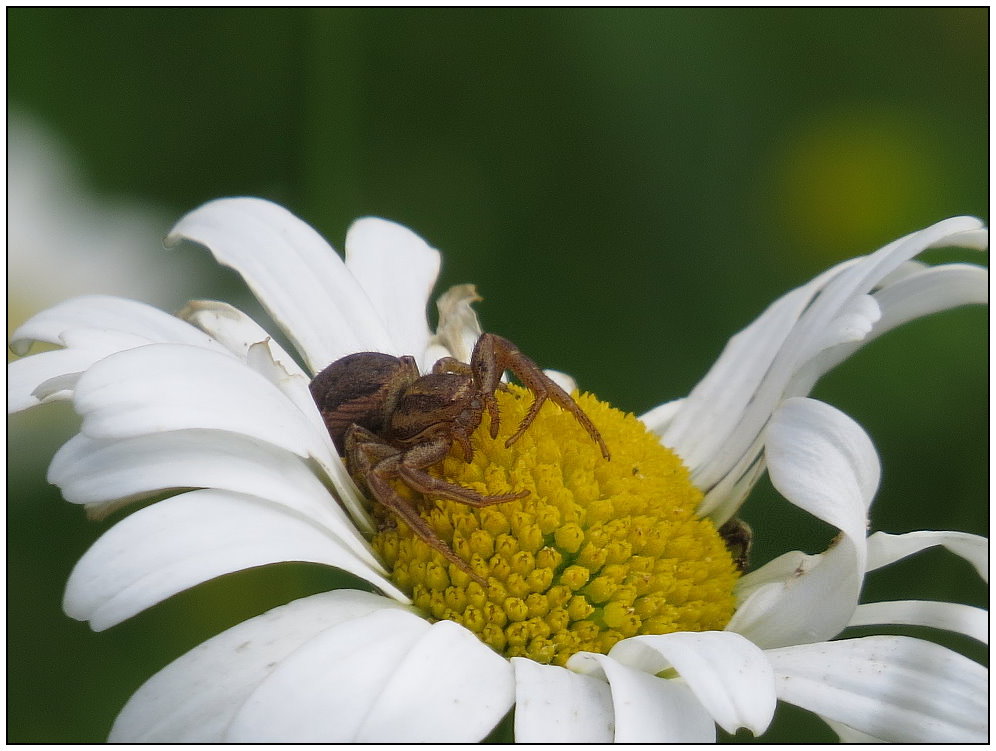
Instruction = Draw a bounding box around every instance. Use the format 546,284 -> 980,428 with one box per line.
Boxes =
639,397 -> 685,434
511,658 -> 614,742
927,225 -> 988,250
542,368 -> 578,394
166,197 -> 395,373
226,608 -> 429,741
815,264 -> 989,379
696,437 -> 766,528
608,630 -> 776,736
9,294 -> 220,355
356,619 -> 514,741
344,217 -> 440,362
30,371 -> 81,403
568,653 -> 716,742
765,397 -> 878,540
866,530 -> 988,583
848,600 -> 988,644
807,293 -> 881,353
243,339 -> 327,434
873,261 -> 988,326
660,259 -> 858,496
428,283 -> 484,368
659,217 -> 985,522
110,589 -> 405,742
64,490 -> 403,630
728,538 -> 861,650
726,398 -> 881,646
178,299 -> 308,378
9,297 -> 234,412
48,430 -> 378,570
732,548 -> 813,604
160,325 -> 373,533
241,338 -> 375,533
9,348 -> 107,411
73,343 -> 323,459
11,329 -> 194,411
766,635 -> 988,742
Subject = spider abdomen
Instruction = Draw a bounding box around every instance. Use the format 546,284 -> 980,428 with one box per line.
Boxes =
309,352 -> 419,453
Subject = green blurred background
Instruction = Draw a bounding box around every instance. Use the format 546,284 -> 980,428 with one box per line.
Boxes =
7,7 -> 987,743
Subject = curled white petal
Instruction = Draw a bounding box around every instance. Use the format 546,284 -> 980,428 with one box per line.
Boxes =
428,283 -> 484,368
807,293 -> 881,353
167,197 -> 395,373
733,548 -> 813,605
848,600 -> 988,644
729,536 -> 861,651
11,328 -> 217,413
344,217 -> 440,363
766,635 -> 988,742
64,490 -> 404,630
9,294 -> 220,355
567,653 -> 716,742
727,398 -> 878,647
178,299 -> 308,379
927,226 -> 988,250
765,397 -> 878,539
512,658 -> 614,742
9,348 -> 110,412
659,267 -> 831,473
657,217 -> 986,523
866,530 -> 987,583
815,263 -> 988,377
608,630 -> 776,736
110,590 -> 406,742
8,297 -> 239,412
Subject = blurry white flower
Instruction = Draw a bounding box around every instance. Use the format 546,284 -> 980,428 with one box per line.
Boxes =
7,111 -> 190,333
8,198 -> 988,742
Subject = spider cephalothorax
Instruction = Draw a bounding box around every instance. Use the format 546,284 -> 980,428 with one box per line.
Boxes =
309,333 -> 609,582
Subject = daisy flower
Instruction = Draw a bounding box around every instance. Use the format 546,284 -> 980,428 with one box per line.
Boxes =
8,198 -> 987,742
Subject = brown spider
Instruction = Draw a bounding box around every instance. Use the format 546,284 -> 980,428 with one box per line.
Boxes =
309,333 -> 610,583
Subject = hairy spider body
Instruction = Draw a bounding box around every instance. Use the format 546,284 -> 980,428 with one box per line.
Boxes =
310,333 -> 609,583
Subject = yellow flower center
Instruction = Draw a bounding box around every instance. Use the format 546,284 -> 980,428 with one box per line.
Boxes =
371,386 -> 740,666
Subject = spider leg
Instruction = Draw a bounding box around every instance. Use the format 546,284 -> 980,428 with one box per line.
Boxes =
397,436 -> 529,507
434,356 -> 504,437
344,424 -> 400,478
472,333 -> 611,460
431,356 -> 471,376
399,466 -> 529,507
366,457 -> 486,585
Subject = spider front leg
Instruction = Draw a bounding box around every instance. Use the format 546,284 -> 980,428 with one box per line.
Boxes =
364,455 -> 487,583
348,428 -> 524,584
396,436 -> 528,507
344,424 -> 401,484
471,333 -> 611,460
